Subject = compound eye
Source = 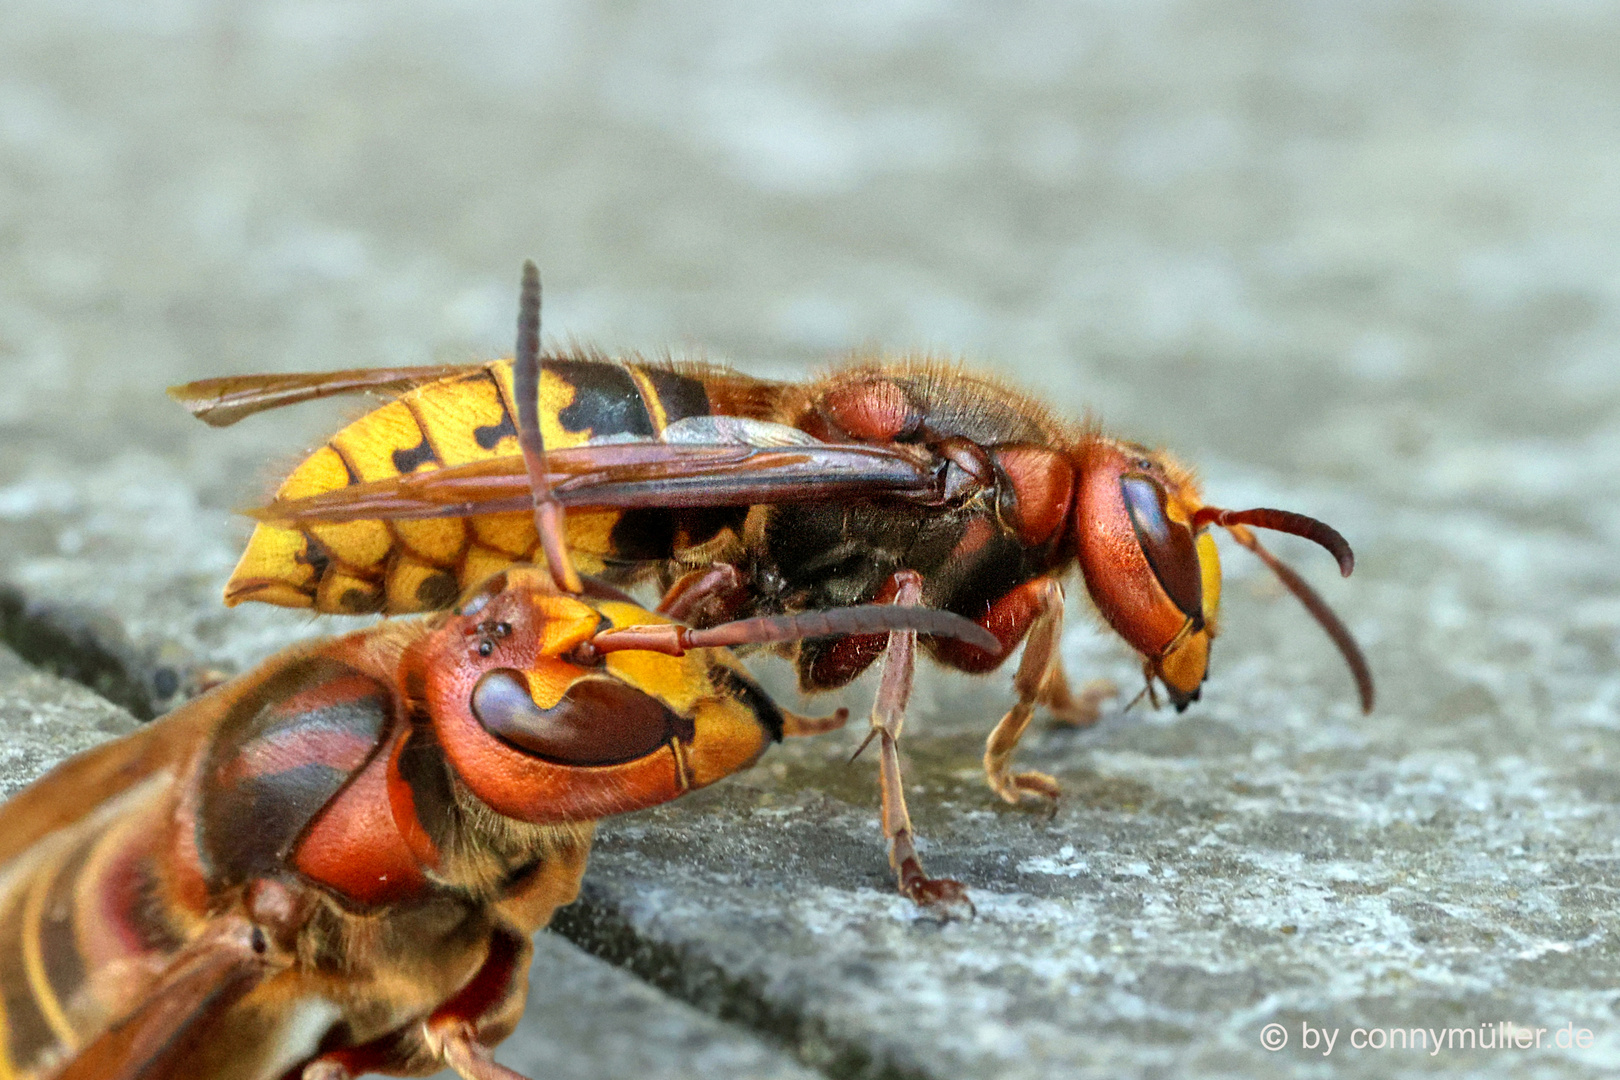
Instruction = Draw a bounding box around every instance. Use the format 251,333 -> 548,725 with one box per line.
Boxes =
470,669 -> 683,766
1120,475 -> 1204,628
457,571 -> 510,617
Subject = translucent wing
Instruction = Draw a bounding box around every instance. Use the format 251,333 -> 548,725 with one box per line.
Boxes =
249,439 -> 944,524
54,918 -> 283,1080
168,365 -> 480,427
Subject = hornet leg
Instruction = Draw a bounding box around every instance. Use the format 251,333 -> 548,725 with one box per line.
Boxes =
781,707 -> 851,737
1036,655 -> 1116,728
656,562 -> 748,625
301,1064 -> 353,1080
862,570 -> 973,916
305,926 -> 541,1080
429,1020 -> 531,1080
983,579 -> 1114,807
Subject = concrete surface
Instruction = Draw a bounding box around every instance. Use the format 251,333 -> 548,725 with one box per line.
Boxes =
3,1 -> 1619,1077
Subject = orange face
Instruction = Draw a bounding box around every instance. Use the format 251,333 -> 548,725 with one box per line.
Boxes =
1073,441 -> 1222,709
410,568 -> 778,824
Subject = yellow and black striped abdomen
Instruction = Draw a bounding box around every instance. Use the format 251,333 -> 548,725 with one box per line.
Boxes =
225,357 -> 722,615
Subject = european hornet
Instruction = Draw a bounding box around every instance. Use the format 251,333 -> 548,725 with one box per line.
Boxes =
171,269 -> 1375,910
0,265 -> 995,1080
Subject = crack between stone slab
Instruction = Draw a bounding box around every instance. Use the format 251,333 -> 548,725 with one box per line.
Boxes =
551,888 -> 932,1080
0,586 -> 155,719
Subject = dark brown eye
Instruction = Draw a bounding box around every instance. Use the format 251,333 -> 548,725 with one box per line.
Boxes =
1120,476 -> 1203,629
470,669 -> 688,766
458,571 -> 510,616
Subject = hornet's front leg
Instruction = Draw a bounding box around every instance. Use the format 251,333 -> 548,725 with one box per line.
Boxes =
426,1022 -> 531,1080
302,939 -> 534,1080
656,562 -> 749,625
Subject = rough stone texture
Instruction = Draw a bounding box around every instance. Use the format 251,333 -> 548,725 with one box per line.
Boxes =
495,933 -> 822,1080
2,1 -> 1619,1078
0,643 -> 137,799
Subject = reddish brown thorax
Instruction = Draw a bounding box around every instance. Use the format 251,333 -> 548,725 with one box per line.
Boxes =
816,377 -> 923,441
990,445 -> 1074,549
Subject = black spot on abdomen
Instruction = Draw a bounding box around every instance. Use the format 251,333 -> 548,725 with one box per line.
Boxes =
474,409 -> 517,450
416,572 -> 460,609
549,361 -> 655,439
391,434 -> 438,474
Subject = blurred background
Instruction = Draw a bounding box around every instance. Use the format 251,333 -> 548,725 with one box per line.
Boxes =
5,0 -> 1617,708
3,2 -> 1620,1078
8,1 -> 1615,460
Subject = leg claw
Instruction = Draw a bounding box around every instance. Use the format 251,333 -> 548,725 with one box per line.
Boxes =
898,859 -> 976,919
989,767 -> 1062,808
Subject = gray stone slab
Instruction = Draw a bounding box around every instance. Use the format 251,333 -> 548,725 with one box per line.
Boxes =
431,932 -> 820,1080
2,1 -> 1619,1079
564,684 -> 1620,1079
0,643 -> 137,799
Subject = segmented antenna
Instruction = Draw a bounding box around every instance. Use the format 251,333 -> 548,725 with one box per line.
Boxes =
1191,502 -> 1374,713
586,604 -> 999,657
1190,506 -> 1354,577
511,261 -> 582,594
1223,525 -> 1375,713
